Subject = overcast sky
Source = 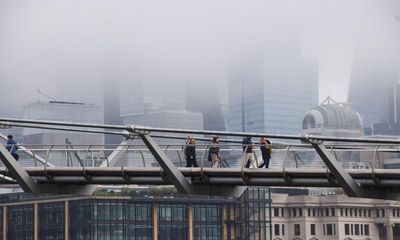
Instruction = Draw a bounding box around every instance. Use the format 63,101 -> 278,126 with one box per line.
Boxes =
0,0 -> 399,108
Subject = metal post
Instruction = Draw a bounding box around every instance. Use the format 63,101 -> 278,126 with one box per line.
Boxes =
139,134 -> 193,194
0,144 -> 40,193
311,143 -> 365,197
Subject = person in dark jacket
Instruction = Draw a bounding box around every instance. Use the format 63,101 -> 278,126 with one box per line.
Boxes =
185,137 -> 198,167
242,136 -> 256,168
6,135 -> 19,161
258,137 -> 271,168
208,136 -> 221,168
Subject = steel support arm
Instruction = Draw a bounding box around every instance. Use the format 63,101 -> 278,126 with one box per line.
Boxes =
311,143 -> 364,197
0,144 -> 41,193
100,138 -> 132,167
140,134 -> 193,194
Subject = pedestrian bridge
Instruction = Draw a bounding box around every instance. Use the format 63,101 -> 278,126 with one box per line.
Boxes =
1,118 -> 400,200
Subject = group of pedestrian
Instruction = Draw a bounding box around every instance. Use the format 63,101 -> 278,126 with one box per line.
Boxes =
242,136 -> 271,168
183,135 -> 272,168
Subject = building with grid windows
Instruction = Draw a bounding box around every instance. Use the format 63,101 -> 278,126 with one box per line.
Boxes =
0,187 -> 271,240
271,193 -> 400,240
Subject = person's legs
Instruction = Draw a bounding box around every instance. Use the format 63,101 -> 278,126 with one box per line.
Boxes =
212,160 -> 218,168
249,154 -> 257,168
265,157 -> 270,168
185,156 -> 191,167
193,158 -> 199,167
244,153 -> 252,168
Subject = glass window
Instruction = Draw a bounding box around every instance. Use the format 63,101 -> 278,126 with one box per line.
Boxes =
310,224 -> 316,235
193,204 -> 222,240
294,224 -> 300,236
326,224 -> 333,235
274,224 -> 280,236
365,224 -> 370,236
8,204 -> 34,240
345,224 -> 350,235
159,204 -> 188,240
38,203 -> 64,240
355,224 -> 360,235
273,208 -> 279,217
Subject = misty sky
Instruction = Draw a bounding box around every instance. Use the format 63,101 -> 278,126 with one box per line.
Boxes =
0,0 -> 399,109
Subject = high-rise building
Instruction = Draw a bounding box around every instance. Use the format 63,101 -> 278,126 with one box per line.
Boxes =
22,101 -> 104,146
103,79 -> 123,147
119,78 -> 204,137
348,43 -> 398,135
228,50 -> 318,135
186,83 -> 226,131
120,79 -> 186,117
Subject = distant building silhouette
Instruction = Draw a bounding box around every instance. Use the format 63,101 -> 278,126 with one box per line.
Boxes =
186,83 -> 226,131
103,79 -> 123,147
228,46 -> 318,135
348,42 -> 398,135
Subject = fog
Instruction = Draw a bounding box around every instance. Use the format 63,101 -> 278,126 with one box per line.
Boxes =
0,0 -> 399,113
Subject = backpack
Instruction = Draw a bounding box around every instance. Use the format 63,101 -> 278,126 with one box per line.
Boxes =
268,145 -> 272,155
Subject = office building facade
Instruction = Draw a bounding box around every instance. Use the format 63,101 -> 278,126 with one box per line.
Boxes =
0,187 -> 271,240
271,193 -> 400,240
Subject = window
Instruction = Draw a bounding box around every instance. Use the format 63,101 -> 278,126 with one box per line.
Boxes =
345,224 -> 350,235
345,208 -> 348,217
312,208 -> 316,217
281,208 -> 285,217
302,115 -> 316,129
293,209 -> 297,217
308,208 -> 311,217
274,224 -> 280,236
274,208 -> 279,217
364,224 -> 370,236
299,208 -> 303,217
310,224 -> 316,235
326,208 -> 329,217
355,224 -> 360,235
282,224 -> 285,236
331,208 -> 335,217
294,224 -> 300,236
326,224 -> 334,235
340,208 -> 343,216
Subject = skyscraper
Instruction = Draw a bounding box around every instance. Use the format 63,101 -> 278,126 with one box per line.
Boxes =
348,43 -> 398,135
228,48 -> 319,135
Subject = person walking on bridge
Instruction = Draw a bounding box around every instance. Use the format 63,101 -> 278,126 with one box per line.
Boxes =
258,137 -> 271,168
208,136 -> 221,168
184,137 -> 198,167
243,136 -> 256,168
6,135 -> 19,161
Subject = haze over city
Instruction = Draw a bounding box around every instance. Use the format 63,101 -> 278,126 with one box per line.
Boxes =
1,0 -> 399,109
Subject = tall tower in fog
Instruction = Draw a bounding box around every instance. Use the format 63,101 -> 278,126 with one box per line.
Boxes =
228,44 -> 319,135
103,78 -> 123,146
348,43 -> 398,135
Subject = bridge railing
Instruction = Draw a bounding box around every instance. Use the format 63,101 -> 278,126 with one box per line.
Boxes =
2,143 -> 400,171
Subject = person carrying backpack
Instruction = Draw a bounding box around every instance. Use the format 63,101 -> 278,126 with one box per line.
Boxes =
259,137 -> 271,168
